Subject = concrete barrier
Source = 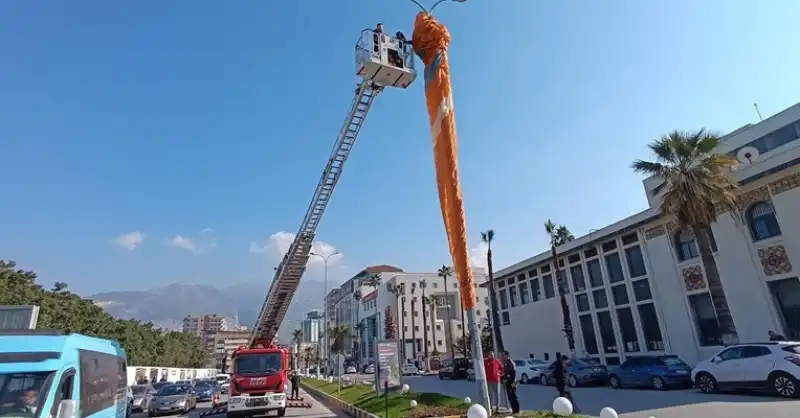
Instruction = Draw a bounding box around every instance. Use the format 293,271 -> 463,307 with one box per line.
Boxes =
300,381 -> 380,418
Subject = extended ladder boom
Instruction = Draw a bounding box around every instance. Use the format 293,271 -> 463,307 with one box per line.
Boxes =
249,82 -> 383,346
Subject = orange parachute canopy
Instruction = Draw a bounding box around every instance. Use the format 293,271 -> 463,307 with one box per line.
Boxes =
412,12 -> 477,311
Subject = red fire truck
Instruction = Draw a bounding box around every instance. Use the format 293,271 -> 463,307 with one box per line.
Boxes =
226,341 -> 289,418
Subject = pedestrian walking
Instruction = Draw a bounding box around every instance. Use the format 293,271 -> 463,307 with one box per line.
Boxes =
501,351 -> 520,414
290,370 -> 300,398
483,351 -> 503,413
554,355 -> 580,413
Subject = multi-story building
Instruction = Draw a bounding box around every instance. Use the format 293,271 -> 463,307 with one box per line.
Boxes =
357,268 -> 492,367
212,330 -> 252,372
301,310 -> 322,343
182,314 -> 236,336
487,101 -> 800,367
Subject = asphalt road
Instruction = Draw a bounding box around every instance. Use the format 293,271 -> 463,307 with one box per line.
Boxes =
404,375 -> 800,418
132,389 -> 344,418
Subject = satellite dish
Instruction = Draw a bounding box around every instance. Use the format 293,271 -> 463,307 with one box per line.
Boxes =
737,146 -> 759,164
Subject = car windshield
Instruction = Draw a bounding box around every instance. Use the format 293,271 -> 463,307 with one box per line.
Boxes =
235,353 -> 283,375
156,385 -> 188,396
659,356 -> 686,366
131,386 -> 148,395
528,360 -> 547,366
0,372 -> 54,417
152,382 -> 169,390
576,359 -> 601,366
194,384 -> 211,391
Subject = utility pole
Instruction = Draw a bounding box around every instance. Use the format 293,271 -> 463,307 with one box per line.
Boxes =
311,251 -> 339,378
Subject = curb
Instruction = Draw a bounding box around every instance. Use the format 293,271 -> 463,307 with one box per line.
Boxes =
300,383 -> 380,418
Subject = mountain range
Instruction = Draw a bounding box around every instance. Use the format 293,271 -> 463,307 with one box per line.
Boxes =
89,279 -> 332,343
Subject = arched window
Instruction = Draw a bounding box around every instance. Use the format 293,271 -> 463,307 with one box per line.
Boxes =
748,201 -> 782,241
674,229 -> 718,262
675,230 -> 699,262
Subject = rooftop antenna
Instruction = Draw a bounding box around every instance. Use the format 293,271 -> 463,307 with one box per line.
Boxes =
754,103 -> 763,121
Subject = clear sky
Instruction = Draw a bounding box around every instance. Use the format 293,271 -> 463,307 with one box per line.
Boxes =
2,0 -> 799,295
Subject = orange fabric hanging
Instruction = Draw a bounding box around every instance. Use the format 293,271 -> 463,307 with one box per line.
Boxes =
412,12 -> 476,310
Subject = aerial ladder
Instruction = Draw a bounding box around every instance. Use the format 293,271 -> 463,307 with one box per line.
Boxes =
248,28 -> 417,348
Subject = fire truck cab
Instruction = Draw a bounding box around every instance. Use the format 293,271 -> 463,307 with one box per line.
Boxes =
227,342 -> 289,417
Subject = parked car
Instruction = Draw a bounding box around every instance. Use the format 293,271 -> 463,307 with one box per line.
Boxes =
608,355 -> 692,390
364,364 -> 375,374
692,341 -> 800,398
402,364 -> 420,376
130,384 -> 157,412
151,381 -> 171,392
148,384 -> 197,417
219,381 -> 230,394
346,366 -> 357,374
540,358 -> 609,387
515,359 -> 550,384
126,386 -> 134,418
438,358 -> 473,380
192,381 -> 219,402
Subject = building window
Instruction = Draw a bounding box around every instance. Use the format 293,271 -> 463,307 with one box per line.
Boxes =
638,303 -> 665,350
452,282 -> 457,288
541,265 -> 551,273
584,247 -> 598,258
568,254 -> 581,264
605,253 -> 625,283
457,324 -> 462,330
530,279 -> 541,302
579,315 -> 599,355
519,282 -> 530,304
587,259 -> 604,287
748,201 -> 782,241
688,293 -> 723,347
543,275 -> 555,299
602,240 -> 617,252
437,340 -> 442,346
593,289 -> 608,309
502,311 -> 510,325
436,325 -> 441,331
596,311 -> 618,354
499,289 -> 509,309
404,326 -> 408,332
509,285 -> 518,307
414,326 -> 419,331
570,265 -> 586,292
413,311 -> 419,317
556,272 -> 569,295
576,293 -> 590,312
621,232 -> 638,245
632,279 -> 652,301
432,283 -> 438,288
616,307 -> 640,352
611,284 -> 629,305
624,245 -> 647,278
675,230 -> 699,261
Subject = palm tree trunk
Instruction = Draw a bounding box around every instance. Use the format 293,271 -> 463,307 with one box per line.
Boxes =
411,298 -> 418,365
695,226 -> 738,342
460,299 -> 467,344
422,294 -> 429,368
486,247 -> 505,353
553,246 -> 575,352
443,277 -> 457,361
401,297 -> 408,363
430,300 -> 438,362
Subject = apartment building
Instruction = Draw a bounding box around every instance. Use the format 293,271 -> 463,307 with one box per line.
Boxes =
487,100 -> 800,367
182,314 -> 236,336
212,330 -> 252,372
301,310 -> 323,343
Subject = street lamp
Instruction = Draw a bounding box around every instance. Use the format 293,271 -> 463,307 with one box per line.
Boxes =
311,250 -> 340,377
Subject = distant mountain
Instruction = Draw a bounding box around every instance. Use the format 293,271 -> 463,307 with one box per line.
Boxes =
89,279 -> 330,343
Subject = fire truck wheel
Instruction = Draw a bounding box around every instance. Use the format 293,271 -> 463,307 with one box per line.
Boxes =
277,408 -> 286,417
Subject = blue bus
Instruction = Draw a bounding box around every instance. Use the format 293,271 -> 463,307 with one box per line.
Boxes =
0,329 -> 129,418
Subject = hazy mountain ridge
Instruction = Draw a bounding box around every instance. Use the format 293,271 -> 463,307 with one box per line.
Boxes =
89,279 -> 331,342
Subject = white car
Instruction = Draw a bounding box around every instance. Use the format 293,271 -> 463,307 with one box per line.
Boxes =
402,364 -> 420,376
346,366 -> 357,374
692,341 -> 800,398
514,358 -> 550,384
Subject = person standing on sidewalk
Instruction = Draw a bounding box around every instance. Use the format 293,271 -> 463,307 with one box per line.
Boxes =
554,355 -> 580,413
483,351 -> 504,413
501,351 -> 520,414
290,370 -> 301,399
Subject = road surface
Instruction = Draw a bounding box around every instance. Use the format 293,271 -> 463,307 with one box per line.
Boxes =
132,388 -> 344,418
404,375 -> 799,418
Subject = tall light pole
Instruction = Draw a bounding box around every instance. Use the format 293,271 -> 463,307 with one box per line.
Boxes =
311,251 -> 339,377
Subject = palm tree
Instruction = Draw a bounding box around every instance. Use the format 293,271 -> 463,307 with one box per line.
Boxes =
329,324 -> 350,355
429,295 -> 442,364
437,265 -> 457,361
353,290 -> 362,366
353,322 -> 366,369
303,346 -> 316,370
390,283 -> 407,361
632,129 -> 739,341
420,280 -> 430,368
400,290 -> 409,362
545,220 -> 576,352
481,230 -> 504,353
365,273 -> 381,291
292,329 -> 303,369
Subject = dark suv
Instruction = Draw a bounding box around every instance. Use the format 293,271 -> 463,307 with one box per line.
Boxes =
438,358 -> 472,380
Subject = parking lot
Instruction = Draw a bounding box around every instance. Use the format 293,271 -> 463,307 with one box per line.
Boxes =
405,375 -> 800,418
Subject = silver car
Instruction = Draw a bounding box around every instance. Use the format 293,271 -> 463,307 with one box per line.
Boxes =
131,384 -> 156,412
148,384 -> 197,417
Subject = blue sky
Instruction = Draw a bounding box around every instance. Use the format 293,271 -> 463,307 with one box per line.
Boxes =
1,0 -> 799,295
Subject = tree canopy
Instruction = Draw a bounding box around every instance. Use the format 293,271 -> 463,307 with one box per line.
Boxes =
0,260 -> 207,368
